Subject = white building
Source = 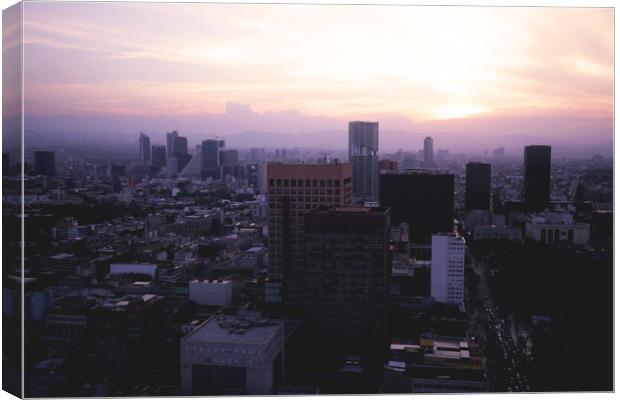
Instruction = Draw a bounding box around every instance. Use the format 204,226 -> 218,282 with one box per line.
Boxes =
189,279 -> 233,306
109,263 -> 157,278
431,233 -> 465,305
525,211 -> 590,245
180,315 -> 284,395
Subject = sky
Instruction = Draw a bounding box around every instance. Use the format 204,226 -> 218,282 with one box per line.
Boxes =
12,2 -> 615,147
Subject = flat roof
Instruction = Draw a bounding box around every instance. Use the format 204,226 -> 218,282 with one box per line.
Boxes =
182,316 -> 281,345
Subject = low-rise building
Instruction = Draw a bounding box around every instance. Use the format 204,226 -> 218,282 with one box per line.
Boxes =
525,211 -> 590,245
473,225 -> 522,242
189,279 -> 233,306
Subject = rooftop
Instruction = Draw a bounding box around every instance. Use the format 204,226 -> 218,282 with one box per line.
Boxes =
182,315 -> 282,345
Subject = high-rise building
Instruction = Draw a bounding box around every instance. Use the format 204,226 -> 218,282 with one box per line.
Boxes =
348,121 -> 379,204
524,145 -> 551,212
139,132 -> 150,165
304,206 -> 391,353
166,130 -> 179,156
220,149 -> 240,178
423,136 -> 434,168
465,162 -> 491,211
430,232 -> 465,305
3,152 -> 10,176
266,162 -> 352,311
173,135 -> 188,156
379,171 -> 454,243
201,140 -> 225,179
33,150 -> 56,177
151,145 -> 167,169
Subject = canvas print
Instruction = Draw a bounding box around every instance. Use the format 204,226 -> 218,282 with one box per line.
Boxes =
2,1 -> 614,397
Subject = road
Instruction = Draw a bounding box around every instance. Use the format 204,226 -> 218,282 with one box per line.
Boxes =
466,254 -> 531,392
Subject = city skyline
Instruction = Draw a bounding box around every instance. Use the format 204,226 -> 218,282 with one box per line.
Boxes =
7,3 -> 613,148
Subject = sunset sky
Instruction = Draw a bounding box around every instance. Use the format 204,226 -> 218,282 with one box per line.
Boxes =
14,2 -> 614,143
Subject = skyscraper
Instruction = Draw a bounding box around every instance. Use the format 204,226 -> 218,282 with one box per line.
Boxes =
465,162 -> 491,211
348,121 -> 379,203
430,232 -> 465,305
304,206 -> 390,353
266,162 -> 352,311
379,171 -> 454,243
151,145 -> 167,169
139,132 -> 151,165
173,135 -> 188,156
201,140 -> 225,180
423,136 -> 434,168
166,130 -> 179,156
33,150 -> 56,177
524,145 -> 551,212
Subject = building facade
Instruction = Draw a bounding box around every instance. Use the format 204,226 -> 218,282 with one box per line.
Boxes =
379,171 -> 454,243
33,151 -> 56,177
139,132 -> 151,165
266,162 -> 352,311
465,162 -> 491,211
524,145 -> 551,212
348,121 -> 379,204
303,206 -> 391,353
423,136 -> 434,168
430,233 -> 465,305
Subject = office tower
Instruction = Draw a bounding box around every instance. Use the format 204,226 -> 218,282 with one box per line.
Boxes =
524,145 -> 551,212
151,145 -> 167,169
138,132 -> 150,165
379,171 -> 454,243
220,149 -> 240,178
173,135 -> 188,156
166,130 -> 179,156
201,140 -> 225,180
430,232 -> 465,305
465,162 -> 491,211
33,150 -> 56,177
423,136 -> 434,168
304,206 -> 391,353
180,315 -> 284,395
348,121 -> 379,203
266,162 -> 352,311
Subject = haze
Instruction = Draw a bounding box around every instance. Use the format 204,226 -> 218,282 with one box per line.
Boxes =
11,3 -> 616,151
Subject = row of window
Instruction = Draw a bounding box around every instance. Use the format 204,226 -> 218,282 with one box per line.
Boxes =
269,179 -> 343,187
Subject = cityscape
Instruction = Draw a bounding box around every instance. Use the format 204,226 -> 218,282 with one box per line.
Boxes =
2,2 -> 614,398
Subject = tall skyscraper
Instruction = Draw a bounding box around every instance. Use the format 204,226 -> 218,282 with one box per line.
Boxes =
166,130 -> 179,156
304,206 -> 390,353
430,232 -> 465,305
266,162 -> 352,311
379,171 -> 454,243
220,149 -> 239,178
201,140 -> 225,180
348,121 -> 379,204
423,136 -> 434,168
33,150 -> 56,177
139,132 -> 151,165
465,162 -> 491,211
173,135 -> 188,156
151,145 -> 167,169
524,145 -> 551,212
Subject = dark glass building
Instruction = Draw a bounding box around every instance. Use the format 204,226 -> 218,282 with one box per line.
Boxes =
33,150 -> 56,177
304,206 -> 391,354
348,121 -> 379,204
151,144 -> 167,169
524,145 -> 551,212
379,171 -> 454,243
201,139 -> 225,180
465,162 -> 491,211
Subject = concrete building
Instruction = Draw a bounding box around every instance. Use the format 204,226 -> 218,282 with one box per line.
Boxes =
525,212 -> 589,245
431,233 -> 465,305
201,139 -> 225,180
423,136 -> 434,168
180,315 -> 284,395
139,132 -> 150,165
266,162 -> 352,311
189,279 -> 233,306
524,145 -> 551,212
303,206 -> 391,353
473,225 -> 522,242
348,121 -> 379,204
